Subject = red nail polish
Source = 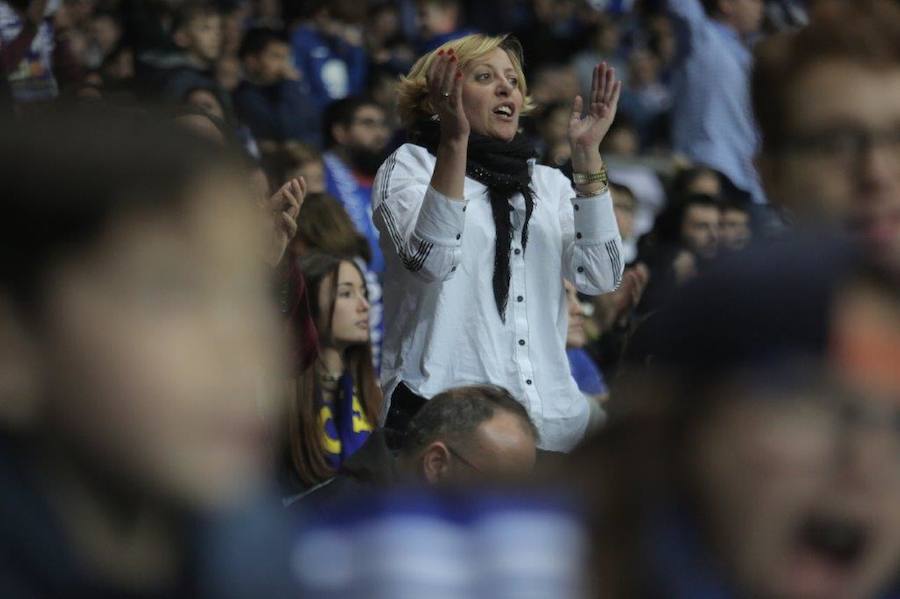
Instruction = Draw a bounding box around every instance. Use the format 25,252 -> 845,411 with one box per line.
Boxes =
438,49 -> 444,55
448,48 -> 455,54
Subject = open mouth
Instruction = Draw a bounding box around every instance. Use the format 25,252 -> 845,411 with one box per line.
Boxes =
798,514 -> 869,566
846,207 -> 900,248
493,104 -> 515,121
786,512 -> 871,597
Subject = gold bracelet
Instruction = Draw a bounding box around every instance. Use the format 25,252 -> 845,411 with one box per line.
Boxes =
572,164 -> 609,187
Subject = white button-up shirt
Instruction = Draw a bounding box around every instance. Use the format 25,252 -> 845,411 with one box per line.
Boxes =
373,143 -> 623,452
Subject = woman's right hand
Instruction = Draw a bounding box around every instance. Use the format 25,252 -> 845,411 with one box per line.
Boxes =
427,48 -> 469,142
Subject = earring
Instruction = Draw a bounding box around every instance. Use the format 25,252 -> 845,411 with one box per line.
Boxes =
430,113 -> 441,122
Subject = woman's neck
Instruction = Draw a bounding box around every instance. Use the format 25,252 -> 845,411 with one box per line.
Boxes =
318,346 -> 345,377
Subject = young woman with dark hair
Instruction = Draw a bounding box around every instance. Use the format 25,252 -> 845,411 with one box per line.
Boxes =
285,253 -> 383,490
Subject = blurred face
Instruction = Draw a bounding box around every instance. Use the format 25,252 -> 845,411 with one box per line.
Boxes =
681,204 -> 720,259
34,178 -> 286,511
247,41 -> 291,85
417,1 -> 457,38
689,284 -> 900,599
216,56 -> 241,92
184,14 -> 222,63
186,89 -> 225,121
686,170 -> 722,197
335,105 -> 390,153
288,160 -> 326,195
720,207 -> 751,251
318,261 -> 369,349
630,50 -> 660,87
721,0 -> 764,35
762,62 -> 900,275
539,105 -> 571,148
90,15 -> 121,55
565,280 -> 586,348
462,48 -> 524,142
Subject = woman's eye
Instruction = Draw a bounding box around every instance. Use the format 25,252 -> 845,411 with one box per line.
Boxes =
338,291 -> 352,299
475,72 -> 490,81
508,77 -> 518,86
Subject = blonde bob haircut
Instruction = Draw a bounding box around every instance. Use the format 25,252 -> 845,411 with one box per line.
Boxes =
397,33 -> 536,134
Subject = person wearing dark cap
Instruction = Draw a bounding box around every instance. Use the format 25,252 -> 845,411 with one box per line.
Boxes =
571,237 -> 900,599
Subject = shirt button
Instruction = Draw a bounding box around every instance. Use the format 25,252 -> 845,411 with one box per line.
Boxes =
574,204 -> 580,211
456,233 -> 461,240
526,379 -> 533,385
514,249 -> 521,255
451,266 -> 457,272
577,266 -> 584,273
518,339 -> 525,346
462,206 -> 467,212
576,232 -> 582,239
517,295 -> 523,302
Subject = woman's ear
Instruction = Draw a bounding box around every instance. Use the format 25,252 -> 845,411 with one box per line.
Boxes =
0,296 -> 43,430
421,441 -> 451,485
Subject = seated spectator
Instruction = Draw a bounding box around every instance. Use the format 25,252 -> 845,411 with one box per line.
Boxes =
0,112 -> 299,597
234,26 -> 320,149
619,47 -> 671,150
600,115 -> 640,157
573,15 -> 627,104
264,142 -> 326,195
322,96 -> 391,274
564,280 -> 609,427
668,164 -> 723,199
575,237 -> 900,599
1,0 -> 83,107
535,101 -> 573,167
292,384 -> 538,508
157,2 -> 223,103
610,180 -> 638,262
288,191 -> 384,369
290,1 -> 367,110
415,0 -> 475,54
719,198 -> 752,252
753,0 -> 900,276
283,252 -> 382,494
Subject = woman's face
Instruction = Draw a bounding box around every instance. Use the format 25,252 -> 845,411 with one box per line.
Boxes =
461,48 -> 524,142
318,261 -> 370,348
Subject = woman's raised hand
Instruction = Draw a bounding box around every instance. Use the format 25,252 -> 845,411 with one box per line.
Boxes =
568,62 -> 622,153
427,48 -> 470,142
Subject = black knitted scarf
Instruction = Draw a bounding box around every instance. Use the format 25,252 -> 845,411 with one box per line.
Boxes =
414,120 -> 537,322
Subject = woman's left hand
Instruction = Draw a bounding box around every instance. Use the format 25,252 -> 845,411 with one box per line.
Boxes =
568,62 -> 622,153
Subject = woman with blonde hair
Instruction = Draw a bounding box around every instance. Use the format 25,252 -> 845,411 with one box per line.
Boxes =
373,33 -> 624,452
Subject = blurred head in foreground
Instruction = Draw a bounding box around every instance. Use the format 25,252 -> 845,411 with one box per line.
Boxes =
574,238 -> 900,599
0,112 -> 290,593
755,0 -> 900,274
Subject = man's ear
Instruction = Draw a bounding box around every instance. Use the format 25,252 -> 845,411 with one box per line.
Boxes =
420,442 -> 451,485
0,296 -> 42,431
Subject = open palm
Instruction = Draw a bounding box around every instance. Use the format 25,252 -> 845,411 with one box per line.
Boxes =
568,62 -> 622,150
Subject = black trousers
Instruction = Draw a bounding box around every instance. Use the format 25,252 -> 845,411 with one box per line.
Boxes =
383,382 -> 428,450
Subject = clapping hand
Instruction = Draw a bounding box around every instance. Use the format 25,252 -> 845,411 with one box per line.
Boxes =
262,177 -> 305,267
568,62 -> 622,152
426,48 -> 469,142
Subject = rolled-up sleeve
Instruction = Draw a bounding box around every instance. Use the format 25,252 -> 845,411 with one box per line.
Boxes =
373,146 -> 467,282
558,178 -> 624,295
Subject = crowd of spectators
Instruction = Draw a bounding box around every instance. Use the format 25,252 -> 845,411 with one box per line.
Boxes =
2,0 -> 900,597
